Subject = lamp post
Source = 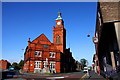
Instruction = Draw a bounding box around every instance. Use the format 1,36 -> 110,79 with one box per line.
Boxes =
86,60 -> 89,77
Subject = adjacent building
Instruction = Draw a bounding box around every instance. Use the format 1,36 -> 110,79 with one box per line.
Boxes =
75,61 -> 82,71
0,59 -> 11,70
93,1 -> 120,77
23,12 -> 76,73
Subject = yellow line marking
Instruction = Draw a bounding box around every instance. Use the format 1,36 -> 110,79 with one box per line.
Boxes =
80,73 -> 87,80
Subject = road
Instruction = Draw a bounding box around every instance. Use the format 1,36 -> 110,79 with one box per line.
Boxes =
45,72 -> 86,80
21,72 -> 85,80
3,71 -> 86,80
2,71 -> 106,80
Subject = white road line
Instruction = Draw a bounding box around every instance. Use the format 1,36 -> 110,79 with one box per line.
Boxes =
46,76 -> 65,79
64,76 -> 69,78
46,75 -> 69,79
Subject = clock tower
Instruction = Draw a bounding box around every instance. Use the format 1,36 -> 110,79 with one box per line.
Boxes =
53,11 -> 66,53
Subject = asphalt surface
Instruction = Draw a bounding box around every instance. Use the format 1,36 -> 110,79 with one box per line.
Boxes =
22,72 -> 85,80
2,71 -> 86,80
86,71 -> 106,80
1,71 -> 108,80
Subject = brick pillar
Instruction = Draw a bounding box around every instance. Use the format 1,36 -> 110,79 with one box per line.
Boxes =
110,51 -> 116,70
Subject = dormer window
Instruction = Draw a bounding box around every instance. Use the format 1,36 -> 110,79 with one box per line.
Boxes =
34,51 -> 42,57
50,52 -> 55,58
44,44 -> 49,48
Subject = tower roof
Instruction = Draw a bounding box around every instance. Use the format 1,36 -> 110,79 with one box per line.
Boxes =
56,11 -> 62,20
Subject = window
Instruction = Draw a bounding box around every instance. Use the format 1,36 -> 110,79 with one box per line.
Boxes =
34,51 -> 42,57
50,61 -> 56,73
98,12 -> 102,26
56,35 -> 60,44
50,52 -> 55,58
44,44 -> 49,48
50,61 -> 56,70
34,61 -> 41,69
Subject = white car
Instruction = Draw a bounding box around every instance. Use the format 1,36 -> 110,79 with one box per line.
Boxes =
83,67 -> 88,73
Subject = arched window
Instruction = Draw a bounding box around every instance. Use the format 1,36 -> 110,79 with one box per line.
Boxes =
56,35 -> 60,44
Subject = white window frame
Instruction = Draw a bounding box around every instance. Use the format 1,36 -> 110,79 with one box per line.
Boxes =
49,52 -> 56,58
49,61 -> 56,73
34,61 -> 41,69
34,51 -> 42,57
50,61 -> 56,69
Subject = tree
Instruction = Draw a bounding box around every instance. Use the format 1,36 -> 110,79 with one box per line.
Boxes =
80,58 -> 87,70
12,62 -> 20,70
7,62 -> 11,69
18,60 -> 24,69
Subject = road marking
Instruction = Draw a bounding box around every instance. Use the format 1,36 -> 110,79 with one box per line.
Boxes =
46,76 -> 65,79
64,76 -> 69,78
67,73 -> 71,74
80,73 -> 87,80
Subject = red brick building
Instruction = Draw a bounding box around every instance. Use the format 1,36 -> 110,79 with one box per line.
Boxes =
23,12 -> 76,73
0,59 -> 11,70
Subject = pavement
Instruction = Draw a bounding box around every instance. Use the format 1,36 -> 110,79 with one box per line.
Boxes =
84,71 -> 106,80
110,71 -> 120,80
85,71 -> 120,80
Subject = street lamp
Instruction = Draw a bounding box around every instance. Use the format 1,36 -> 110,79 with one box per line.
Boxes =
86,61 -> 89,77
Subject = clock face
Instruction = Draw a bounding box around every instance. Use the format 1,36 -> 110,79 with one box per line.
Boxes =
57,21 -> 61,25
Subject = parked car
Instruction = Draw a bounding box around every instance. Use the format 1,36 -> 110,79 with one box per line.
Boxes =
8,67 -> 14,71
2,70 -> 15,79
83,67 -> 88,73
2,69 -> 20,79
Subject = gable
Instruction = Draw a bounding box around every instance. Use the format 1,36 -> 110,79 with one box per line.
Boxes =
32,34 -> 51,45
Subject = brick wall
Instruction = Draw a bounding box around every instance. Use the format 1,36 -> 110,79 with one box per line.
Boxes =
0,60 -> 10,70
100,2 -> 120,22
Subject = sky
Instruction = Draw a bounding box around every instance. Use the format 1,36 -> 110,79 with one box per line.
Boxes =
2,2 -> 97,65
